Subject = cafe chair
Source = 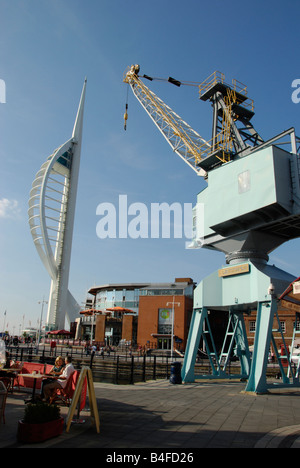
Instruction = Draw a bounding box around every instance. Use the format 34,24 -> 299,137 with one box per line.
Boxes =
49,371 -> 76,406
11,361 -> 23,392
0,380 -> 8,424
0,377 -> 12,394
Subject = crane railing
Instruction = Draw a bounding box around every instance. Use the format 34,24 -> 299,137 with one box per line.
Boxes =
198,70 -> 254,112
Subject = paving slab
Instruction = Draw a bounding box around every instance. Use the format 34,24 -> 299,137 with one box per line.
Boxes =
1,379 -> 300,450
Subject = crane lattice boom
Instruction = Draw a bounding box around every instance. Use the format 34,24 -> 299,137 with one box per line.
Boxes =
124,64 -> 210,176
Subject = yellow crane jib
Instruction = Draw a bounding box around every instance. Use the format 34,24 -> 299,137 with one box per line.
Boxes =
123,64 -> 210,177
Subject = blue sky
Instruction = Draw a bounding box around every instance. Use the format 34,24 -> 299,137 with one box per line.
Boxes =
0,0 -> 299,334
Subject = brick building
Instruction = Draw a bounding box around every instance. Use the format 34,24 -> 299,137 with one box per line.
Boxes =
137,279 -> 195,351
244,277 -> 300,355
243,307 -> 298,353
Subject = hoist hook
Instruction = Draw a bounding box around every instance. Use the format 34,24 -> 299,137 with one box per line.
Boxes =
124,103 -> 128,131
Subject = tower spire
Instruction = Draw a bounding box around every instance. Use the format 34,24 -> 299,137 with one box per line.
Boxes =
72,78 -> 87,141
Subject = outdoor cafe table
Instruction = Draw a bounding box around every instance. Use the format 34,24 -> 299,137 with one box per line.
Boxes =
0,368 -> 19,374
20,372 -> 46,403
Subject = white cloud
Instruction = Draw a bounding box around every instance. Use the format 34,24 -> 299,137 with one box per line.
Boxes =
0,198 -> 21,219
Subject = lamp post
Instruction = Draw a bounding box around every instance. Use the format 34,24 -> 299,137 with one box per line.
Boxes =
37,297 -> 48,347
2,310 -> 6,335
91,309 -> 95,344
166,296 -> 180,360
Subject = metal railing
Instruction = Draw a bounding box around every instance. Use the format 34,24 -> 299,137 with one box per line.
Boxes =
198,70 -> 254,112
6,344 -> 187,384
5,344 -> 287,385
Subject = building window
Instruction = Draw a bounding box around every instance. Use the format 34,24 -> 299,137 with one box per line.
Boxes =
158,324 -> 172,334
249,321 -> 256,333
141,289 -> 183,296
280,321 -> 286,333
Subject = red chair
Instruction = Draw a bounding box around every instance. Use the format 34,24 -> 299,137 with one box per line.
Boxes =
49,371 -> 78,406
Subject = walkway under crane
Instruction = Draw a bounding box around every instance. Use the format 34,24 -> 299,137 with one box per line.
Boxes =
123,64 -> 300,393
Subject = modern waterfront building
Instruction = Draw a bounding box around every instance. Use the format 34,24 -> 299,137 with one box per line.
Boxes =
28,80 -> 87,331
78,278 -> 195,350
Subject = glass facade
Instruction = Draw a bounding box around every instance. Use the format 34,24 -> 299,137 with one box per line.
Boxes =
140,289 -> 183,296
95,287 -> 140,313
140,283 -> 194,298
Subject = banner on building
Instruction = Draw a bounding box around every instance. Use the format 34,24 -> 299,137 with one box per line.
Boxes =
158,308 -> 172,324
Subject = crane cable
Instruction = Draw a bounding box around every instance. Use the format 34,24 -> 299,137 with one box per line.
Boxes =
141,74 -> 201,87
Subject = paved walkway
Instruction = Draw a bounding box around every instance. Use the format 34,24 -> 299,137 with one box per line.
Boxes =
2,378 -> 300,449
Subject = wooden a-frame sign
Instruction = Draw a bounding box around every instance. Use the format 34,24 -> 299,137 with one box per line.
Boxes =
66,366 -> 100,433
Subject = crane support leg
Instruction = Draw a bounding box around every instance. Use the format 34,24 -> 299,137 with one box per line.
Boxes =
245,299 -> 276,393
181,308 -> 206,383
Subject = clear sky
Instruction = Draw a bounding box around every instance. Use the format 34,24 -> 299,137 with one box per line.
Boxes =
0,0 -> 299,334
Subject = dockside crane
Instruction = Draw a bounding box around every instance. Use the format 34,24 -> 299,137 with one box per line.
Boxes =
123,64 -> 300,393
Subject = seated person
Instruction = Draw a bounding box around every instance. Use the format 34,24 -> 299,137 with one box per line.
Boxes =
49,356 -> 65,376
40,356 -> 64,397
0,352 -> 16,379
43,356 -> 75,401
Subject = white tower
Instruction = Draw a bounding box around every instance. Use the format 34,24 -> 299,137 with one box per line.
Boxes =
28,80 -> 87,330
